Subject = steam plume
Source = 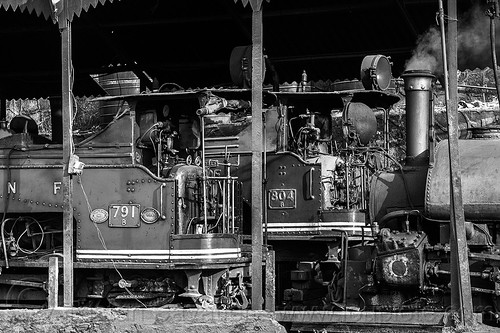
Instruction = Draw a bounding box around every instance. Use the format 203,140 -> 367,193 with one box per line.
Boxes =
405,3 -> 494,75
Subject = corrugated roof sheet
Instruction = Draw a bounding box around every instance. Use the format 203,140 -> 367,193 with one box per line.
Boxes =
233,0 -> 270,11
0,0 -> 117,22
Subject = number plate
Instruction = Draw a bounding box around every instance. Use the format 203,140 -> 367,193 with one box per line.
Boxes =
109,204 -> 141,228
268,189 -> 296,209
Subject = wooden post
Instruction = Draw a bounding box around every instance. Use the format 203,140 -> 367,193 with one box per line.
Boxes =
265,249 -> 275,312
60,1 -> 74,307
48,256 -> 59,308
251,4 -> 264,310
446,0 -> 474,327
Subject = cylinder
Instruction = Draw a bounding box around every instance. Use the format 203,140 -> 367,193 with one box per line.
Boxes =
401,70 -> 435,166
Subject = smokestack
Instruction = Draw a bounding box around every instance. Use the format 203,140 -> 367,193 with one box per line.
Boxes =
401,70 -> 435,166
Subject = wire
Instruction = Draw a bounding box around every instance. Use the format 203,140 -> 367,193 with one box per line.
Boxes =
15,218 -> 45,255
78,175 -> 148,308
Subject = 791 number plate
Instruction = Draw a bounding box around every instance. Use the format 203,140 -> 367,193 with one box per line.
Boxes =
109,204 -> 140,228
268,189 -> 296,209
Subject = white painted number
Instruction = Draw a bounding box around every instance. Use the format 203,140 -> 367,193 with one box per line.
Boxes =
112,205 -> 135,218
270,190 -> 294,202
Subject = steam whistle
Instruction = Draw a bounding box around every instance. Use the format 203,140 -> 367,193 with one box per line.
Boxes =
300,70 -> 308,92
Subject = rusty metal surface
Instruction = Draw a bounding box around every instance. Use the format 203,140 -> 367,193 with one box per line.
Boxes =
375,230 -> 427,287
426,139 -> 500,221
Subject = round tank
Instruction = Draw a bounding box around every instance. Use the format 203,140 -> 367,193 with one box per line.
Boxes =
426,139 -> 500,221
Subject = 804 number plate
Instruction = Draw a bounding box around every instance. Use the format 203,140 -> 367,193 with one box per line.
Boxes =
268,189 -> 296,209
109,204 -> 140,228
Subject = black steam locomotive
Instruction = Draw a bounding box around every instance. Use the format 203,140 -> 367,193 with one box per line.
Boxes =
0,54 -> 498,326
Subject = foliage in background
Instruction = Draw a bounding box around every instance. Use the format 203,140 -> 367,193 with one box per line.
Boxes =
6,97 -> 100,140
73,97 -> 101,134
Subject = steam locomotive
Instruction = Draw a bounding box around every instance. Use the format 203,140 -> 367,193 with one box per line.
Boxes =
0,53 -> 498,327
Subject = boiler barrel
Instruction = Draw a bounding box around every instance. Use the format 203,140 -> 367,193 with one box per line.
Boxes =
426,139 -> 500,221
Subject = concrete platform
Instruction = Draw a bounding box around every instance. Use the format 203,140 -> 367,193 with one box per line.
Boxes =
0,308 -> 286,333
0,308 -> 496,333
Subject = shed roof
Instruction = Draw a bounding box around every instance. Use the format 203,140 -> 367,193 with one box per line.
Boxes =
0,0 -> 490,99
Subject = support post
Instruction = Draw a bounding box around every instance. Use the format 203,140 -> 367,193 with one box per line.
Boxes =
446,0 -> 474,327
60,6 -> 74,308
251,6 -> 264,310
265,249 -> 275,312
48,256 -> 59,308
